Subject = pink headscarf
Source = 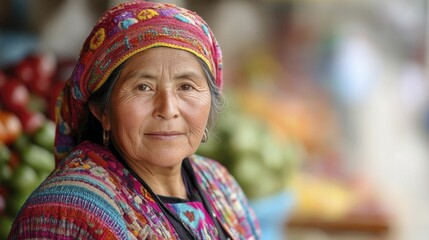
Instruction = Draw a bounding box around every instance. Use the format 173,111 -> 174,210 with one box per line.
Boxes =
54,1 -> 223,162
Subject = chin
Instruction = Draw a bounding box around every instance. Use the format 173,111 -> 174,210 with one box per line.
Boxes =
146,151 -> 191,167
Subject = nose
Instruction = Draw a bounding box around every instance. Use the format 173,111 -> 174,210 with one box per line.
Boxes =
153,89 -> 179,120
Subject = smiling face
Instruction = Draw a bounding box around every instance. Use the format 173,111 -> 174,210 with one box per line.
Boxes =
94,47 -> 211,169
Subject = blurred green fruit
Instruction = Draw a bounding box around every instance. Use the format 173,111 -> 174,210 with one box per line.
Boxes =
197,93 -> 303,200
6,191 -> 31,217
32,120 -> 55,152
0,164 -> 12,182
10,164 -> 39,193
12,134 -> 30,152
21,143 -> 54,173
230,117 -> 263,153
260,134 -> 284,170
0,215 -> 13,239
0,144 -> 10,165
38,171 -> 51,183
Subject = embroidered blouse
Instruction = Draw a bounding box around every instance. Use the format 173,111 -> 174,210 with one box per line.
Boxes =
164,199 -> 219,239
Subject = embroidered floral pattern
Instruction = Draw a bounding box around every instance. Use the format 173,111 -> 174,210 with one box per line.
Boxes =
119,18 -> 138,30
174,13 -> 191,23
89,28 -> 105,50
113,11 -> 134,23
159,8 -> 178,17
166,201 -> 217,239
137,9 -> 158,20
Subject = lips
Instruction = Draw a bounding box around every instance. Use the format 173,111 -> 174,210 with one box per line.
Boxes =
144,131 -> 183,139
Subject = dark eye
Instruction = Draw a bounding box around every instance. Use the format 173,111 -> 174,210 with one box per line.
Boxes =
179,84 -> 194,91
137,84 -> 150,91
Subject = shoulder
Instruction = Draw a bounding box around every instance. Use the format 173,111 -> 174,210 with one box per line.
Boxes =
189,154 -> 261,239
46,141 -> 123,212
9,141 -> 129,239
188,154 -> 242,197
188,154 -> 229,176
188,155 -> 238,191
188,154 -> 246,203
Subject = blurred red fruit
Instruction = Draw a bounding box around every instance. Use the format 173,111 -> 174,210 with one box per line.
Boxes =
16,109 -> 45,135
0,111 -> 22,144
15,53 -> 57,97
0,79 -> 29,112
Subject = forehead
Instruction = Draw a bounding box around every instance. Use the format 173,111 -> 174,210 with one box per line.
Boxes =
123,47 -> 201,70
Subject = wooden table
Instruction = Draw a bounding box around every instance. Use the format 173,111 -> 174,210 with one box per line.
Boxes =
286,211 -> 391,240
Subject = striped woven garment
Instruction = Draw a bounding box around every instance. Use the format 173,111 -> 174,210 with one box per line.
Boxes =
8,141 -> 261,239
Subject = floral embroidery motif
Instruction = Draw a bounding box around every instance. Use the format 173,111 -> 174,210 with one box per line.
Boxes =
166,202 -> 217,239
113,11 -> 133,23
89,28 -> 105,50
201,24 -> 210,38
58,121 -> 70,135
182,11 -> 197,25
174,14 -> 191,23
119,18 -> 138,30
90,166 -> 105,177
137,9 -> 159,20
72,84 -> 83,100
159,8 -> 178,17
184,210 -> 195,222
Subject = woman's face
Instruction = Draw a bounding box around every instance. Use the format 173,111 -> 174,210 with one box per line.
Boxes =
101,47 -> 211,168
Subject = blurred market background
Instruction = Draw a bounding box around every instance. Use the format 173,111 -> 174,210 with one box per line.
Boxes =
1,0 -> 429,239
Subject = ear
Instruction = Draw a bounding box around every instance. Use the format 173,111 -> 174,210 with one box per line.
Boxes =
88,102 -> 111,131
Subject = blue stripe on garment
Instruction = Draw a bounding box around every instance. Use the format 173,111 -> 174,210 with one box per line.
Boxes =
28,184 -> 127,238
43,174 -> 118,200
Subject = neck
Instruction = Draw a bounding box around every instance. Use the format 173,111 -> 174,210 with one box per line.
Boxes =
109,143 -> 188,199
127,159 -> 187,199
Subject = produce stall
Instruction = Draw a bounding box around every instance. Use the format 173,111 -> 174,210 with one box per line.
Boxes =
0,53 -> 66,238
2,0 -> 419,239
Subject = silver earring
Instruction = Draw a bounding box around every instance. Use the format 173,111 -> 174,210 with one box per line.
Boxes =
103,130 -> 110,147
201,128 -> 209,143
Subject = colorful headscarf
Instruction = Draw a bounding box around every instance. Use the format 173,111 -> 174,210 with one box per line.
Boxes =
54,0 -> 223,162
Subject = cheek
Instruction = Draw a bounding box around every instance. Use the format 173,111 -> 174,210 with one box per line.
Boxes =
184,95 -> 211,131
109,98 -> 148,136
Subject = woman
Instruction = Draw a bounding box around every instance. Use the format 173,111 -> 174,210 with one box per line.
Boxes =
9,1 -> 260,239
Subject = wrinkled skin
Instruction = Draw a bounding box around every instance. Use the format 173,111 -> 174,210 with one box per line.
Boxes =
90,47 -> 211,197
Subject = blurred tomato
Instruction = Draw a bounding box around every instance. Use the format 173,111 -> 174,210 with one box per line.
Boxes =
16,109 -> 45,135
0,79 -> 29,112
15,53 -> 57,97
0,111 -> 22,144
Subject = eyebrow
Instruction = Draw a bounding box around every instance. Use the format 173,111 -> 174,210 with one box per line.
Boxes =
126,70 -> 205,82
123,71 -> 155,81
175,71 -> 205,80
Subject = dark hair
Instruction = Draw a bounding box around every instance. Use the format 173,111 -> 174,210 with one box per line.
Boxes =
78,64 -> 124,145
198,57 -> 224,132
79,55 -> 223,145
